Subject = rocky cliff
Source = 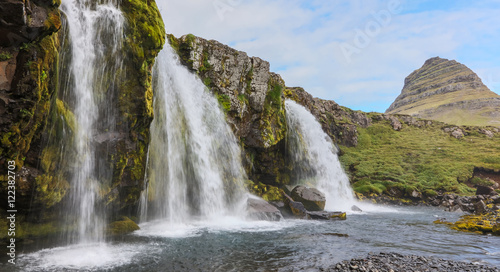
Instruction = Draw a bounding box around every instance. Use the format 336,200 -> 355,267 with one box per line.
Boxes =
171,36 -> 500,203
386,57 -> 500,127
168,34 -> 289,196
0,0 -> 165,237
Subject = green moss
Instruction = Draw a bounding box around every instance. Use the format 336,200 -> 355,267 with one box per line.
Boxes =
167,33 -> 180,53
199,49 -> 211,73
34,174 -> 69,209
442,214 -> 499,235
107,216 -> 140,236
0,52 -> 13,61
259,77 -> 287,147
185,34 -> 196,47
216,93 -> 231,113
245,180 -> 284,202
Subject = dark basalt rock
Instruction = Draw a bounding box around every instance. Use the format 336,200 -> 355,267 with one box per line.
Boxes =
290,185 -> 326,211
307,211 -> 346,220
283,192 -> 308,218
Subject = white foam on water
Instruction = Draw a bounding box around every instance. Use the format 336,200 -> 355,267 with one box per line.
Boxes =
18,243 -> 151,272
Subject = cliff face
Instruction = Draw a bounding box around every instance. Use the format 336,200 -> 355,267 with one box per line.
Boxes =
0,0 -> 62,214
169,34 -> 289,190
386,57 -> 500,127
171,36 -> 500,203
0,0 -> 165,232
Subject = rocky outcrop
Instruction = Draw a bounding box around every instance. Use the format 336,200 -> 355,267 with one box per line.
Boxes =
169,34 -> 289,186
387,57 -> 500,127
0,0 -> 165,232
0,0 -> 62,214
285,87 -> 372,147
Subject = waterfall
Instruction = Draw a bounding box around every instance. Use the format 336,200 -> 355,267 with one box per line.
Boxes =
139,45 -> 247,223
60,0 -> 124,244
285,100 -> 357,211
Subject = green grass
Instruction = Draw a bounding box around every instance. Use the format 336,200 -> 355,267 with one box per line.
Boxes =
340,120 -> 500,197
0,52 -> 13,61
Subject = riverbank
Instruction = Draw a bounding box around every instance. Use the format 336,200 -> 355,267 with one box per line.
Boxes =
330,252 -> 499,272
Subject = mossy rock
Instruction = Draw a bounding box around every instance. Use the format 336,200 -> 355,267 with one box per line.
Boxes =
107,216 -> 140,236
439,213 -> 500,235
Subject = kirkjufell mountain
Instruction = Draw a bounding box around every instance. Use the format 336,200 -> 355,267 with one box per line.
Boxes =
386,57 -> 500,127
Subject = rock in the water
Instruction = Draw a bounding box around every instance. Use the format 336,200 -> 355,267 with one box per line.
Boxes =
290,185 -> 326,211
107,216 -> 140,236
351,205 -> 362,212
247,197 -> 283,221
307,211 -> 347,220
283,193 -> 308,218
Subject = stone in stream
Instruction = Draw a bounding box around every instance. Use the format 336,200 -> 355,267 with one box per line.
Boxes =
307,211 -> 346,220
247,197 -> 283,221
290,185 -> 326,211
283,192 -> 308,218
351,205 -> 362,212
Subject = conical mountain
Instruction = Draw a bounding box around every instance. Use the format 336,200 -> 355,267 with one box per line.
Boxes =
386,57 -> 500,127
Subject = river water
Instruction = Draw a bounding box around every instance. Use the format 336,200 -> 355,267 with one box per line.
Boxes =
10,206 -> 500,271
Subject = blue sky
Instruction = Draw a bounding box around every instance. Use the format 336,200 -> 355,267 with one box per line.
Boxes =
158,0 -> 500,113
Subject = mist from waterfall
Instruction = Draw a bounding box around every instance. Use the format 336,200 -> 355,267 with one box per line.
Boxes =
139,45 -> 247,224
285,100 -> 357,211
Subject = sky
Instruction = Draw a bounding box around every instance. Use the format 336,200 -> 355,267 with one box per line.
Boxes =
157,0 -> 500,113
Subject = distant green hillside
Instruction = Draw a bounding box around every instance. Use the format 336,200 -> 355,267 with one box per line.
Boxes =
386,57 -> 500,127
340,116 -> 500,198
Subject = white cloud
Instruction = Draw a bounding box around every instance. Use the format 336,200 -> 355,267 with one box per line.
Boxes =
158,0 -> 500,112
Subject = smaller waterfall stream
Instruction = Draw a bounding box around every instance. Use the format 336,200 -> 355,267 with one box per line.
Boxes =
285,100 -> 357,211
140,45 -> 247,224
60,0 -> 124,244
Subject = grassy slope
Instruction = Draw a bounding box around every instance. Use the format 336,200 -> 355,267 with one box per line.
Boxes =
339,118 -> 500,198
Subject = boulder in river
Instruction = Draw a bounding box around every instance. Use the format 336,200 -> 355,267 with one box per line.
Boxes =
247,197 -> 283,221
307,211 -> 347,220
290,185 -> 326,211
283,193 -> 308,218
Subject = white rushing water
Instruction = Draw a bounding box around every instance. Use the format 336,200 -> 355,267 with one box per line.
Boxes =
285,100 -> 357,211
139,45 -> 247,223
60,0 -> 124,244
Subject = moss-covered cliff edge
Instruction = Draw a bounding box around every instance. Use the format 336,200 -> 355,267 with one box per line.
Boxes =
169,34 -> 500,204
0,0 -> 166,239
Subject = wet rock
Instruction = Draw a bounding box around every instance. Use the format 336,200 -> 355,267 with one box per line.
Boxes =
247,197 -> 283,221
107,216 -> 140,236
351,205 -> 362,212
290,185 -> 326,211
283,193 -> 308,218
307,211 -> 347,221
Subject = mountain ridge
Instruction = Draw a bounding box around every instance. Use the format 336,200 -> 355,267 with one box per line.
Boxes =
386,57 -> 500,127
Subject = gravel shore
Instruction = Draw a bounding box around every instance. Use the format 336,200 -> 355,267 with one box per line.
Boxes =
328,252 -> 499,272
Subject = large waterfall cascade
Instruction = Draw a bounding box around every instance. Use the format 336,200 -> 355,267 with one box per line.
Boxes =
59,0 -> 124,244
285,100 -> 357,211
139,45 -> 247,224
